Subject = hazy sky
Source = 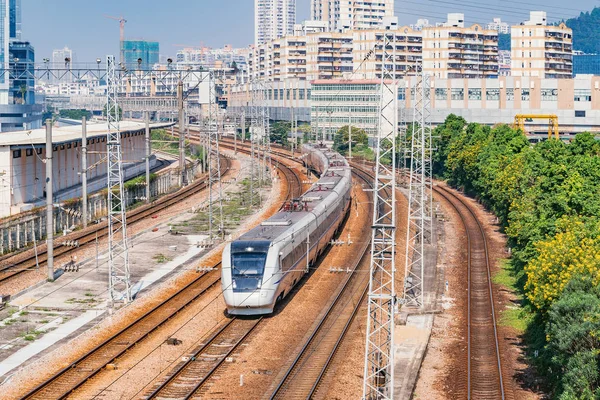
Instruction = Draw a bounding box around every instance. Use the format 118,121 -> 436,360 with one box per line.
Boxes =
22,0 -> 597,62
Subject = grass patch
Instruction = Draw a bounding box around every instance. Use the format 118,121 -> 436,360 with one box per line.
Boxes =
499,307 -> 533,333
19,311 -> 29,316
65,298 -> 98,305
492,259 -> 517,288
84,292 -> 94,297
39,320 -> 49,324
153,253 -> 172,264
21,330 -> 43,341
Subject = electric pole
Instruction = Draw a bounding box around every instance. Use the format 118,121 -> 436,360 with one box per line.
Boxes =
363,34 -> 398,400
145,111 -> 151,203
81,116 -> 88,228
45,119 -> 54,282
106,55 -> 131,306
178,81 -> 186,186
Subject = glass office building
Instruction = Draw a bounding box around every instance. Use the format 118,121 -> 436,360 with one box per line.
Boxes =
122,40 -> 159,69
573,54 -> 600,76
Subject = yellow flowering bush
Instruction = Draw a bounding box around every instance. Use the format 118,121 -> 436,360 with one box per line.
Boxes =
525,217 -> 600,311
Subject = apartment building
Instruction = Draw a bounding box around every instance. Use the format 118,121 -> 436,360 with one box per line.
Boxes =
511,11 -> 572,79
255,0 -> 296,45
353,28 -> 423,79
311,0 -> 396,32
422,13 -> 499,79
249,31 -> 354,81
248,26 -> 422,82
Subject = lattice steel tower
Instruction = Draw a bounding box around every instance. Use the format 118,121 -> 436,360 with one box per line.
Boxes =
362,34 -> 398,400
106,55 -> 131,305
207,71 -> 224,240
403,64 -> 433,308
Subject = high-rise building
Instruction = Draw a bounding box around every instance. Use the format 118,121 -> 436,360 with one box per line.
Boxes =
255,0 -> 296,45
511,11 -> 572,79
9,0 -> 20,41
122,40 -> 159,69
311,0 -> 396,32
422,13 -> 499,79
0,0 -> 42,131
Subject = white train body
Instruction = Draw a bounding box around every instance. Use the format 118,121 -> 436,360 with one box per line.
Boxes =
222,144 -> 352,315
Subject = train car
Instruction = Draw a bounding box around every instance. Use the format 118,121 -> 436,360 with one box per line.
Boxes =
222,144 -> 352,315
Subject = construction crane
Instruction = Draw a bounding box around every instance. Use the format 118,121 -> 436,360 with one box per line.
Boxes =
513,114 -> 559,140
104,15 -> 127,63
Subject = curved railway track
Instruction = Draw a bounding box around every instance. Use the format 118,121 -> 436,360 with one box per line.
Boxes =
0,156 -> 232,285
19,153 -> 304,400
433,185 -> 506,400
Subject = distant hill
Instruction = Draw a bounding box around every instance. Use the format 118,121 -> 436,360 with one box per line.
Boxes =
565,7 -> 600,54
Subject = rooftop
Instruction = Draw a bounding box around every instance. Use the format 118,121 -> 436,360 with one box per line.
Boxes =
0,120 -> 172,147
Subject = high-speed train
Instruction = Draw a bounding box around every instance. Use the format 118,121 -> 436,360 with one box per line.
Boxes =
222,144 -> 352,315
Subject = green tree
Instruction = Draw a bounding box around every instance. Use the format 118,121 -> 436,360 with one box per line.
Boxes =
270,121 -> 290,145
333,125 -> 368,154
547,279 -> 600,399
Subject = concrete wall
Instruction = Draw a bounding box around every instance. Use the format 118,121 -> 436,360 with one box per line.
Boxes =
0,160 -> 202,255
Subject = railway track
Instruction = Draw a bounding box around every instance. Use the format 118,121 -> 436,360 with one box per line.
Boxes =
268,166 -> 376,400
19,150 -> 304,400
21,266 -> 223,400
433,185 -> 507,400
0,156 -> 231,285
144,317 -> 263,399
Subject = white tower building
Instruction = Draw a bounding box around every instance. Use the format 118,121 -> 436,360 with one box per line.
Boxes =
311,0 -> 396,32
255,0 -> 296,45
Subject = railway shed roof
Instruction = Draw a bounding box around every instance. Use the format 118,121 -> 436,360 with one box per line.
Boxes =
0,121 -> 173,147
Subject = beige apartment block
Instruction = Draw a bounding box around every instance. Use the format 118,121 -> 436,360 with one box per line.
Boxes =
249,31 -> 354,81
511,11 -> 572,78
423,13 -> 499,79
353,28 -> 423,79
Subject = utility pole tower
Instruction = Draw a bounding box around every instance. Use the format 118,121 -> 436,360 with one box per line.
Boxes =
207,71 -> 224,240
248,79 -> 263,207
403,64 -> 433,308
261,82 -> 271,187
106,55 -> 131,306
362,34 -> 398,400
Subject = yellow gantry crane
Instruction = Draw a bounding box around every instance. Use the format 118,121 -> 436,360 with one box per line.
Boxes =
514,114 -> 560,140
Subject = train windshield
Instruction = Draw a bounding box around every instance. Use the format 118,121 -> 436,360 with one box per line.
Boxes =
231,253 -> 267,292
230,241 -> 270,292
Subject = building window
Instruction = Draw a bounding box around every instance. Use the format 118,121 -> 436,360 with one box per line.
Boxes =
575,110 -> 586,117
451,88 -> 464,100
36,148 -> 42,155
541,88 -> 558,101
274,89 -> 279,100
486,88 -> 500,100
286,89 -> 290,100
521,89 -> 530,101
13,149 -> 21,158
279,89 -> 284,99
26,148 -> 33,157
468,89 -> 482,100
299,89 -> 305,100
435,88 -> 447,100
574,89 -> 592,102
506,88 -> 514,101
292,89 -> 297,100
307,89 -> 311,99
398,88 -> 406,100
